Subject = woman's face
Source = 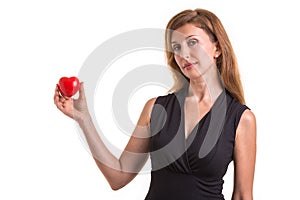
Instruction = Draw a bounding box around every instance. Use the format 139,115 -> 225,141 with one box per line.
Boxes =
171,23 -> 220,80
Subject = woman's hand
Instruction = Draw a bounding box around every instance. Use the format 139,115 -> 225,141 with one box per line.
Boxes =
54,82 -> 89,122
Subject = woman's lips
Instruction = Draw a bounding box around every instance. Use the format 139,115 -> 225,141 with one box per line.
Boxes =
183,62 -> 197,70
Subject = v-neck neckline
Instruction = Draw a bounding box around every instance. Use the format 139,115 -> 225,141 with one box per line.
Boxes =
183,110 -> 210,141
177,84 -> 225,142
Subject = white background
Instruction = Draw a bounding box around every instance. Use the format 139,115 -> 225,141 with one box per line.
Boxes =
1,0 -> 299,199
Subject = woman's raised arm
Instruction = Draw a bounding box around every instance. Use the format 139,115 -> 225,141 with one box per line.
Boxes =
54,83 -> 156,190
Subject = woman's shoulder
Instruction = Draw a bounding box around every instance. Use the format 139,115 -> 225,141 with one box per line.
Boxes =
239,109 -> 256,127
137,97 -> 158,126
154,87 -> 187,106
225,90 -> 249,111
224,90 -> 253,129
144,97 -> 158,108
143,90 -> 175,109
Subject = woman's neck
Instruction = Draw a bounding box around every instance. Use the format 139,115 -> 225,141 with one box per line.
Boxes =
188,67 -> 223,103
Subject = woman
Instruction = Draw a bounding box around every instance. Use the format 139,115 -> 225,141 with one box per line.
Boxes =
54,8 -> 256,200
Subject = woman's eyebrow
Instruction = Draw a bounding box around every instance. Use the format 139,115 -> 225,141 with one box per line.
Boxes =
171,35 -> 200,43
186,35 -> 199,39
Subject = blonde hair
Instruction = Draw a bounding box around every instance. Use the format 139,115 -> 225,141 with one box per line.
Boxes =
165,8 -> 245,104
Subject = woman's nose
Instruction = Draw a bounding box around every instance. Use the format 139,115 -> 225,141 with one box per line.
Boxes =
179,45 -> 190,59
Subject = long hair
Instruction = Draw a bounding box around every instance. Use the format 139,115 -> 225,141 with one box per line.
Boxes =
165,8 -> 245,104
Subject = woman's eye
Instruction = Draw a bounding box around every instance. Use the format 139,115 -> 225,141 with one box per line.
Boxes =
187,39 -> 197,47
172,44 -> 181,52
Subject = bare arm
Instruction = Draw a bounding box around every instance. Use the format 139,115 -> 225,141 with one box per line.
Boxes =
54,83 -> 156,190
232,109 -> 257,200
88,98 -> 156,190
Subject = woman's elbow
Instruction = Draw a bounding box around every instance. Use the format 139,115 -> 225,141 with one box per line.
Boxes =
109,179 -> 127,191
109,182 -> 126,191
110,184 -> 123,191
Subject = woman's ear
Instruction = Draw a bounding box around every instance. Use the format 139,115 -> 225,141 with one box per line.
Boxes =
214,42 -> 221,58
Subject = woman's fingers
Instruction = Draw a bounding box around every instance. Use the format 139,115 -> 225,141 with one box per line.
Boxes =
78,82 -> 85,100
54,86 -> 62,107
54,85 -> 70,111
54,84 -> 59,103
54,84 -> 84,120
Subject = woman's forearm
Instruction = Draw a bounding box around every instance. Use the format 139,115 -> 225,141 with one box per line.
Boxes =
77,115 -> 128,189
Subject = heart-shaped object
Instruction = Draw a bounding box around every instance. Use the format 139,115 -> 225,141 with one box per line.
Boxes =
58,76 -> 80,97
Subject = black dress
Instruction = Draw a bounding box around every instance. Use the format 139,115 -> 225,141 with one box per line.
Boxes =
145,85 -> 249,200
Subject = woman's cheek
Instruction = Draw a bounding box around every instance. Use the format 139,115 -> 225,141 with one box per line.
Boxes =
174,55 -> 182,67
192,47 -> 214,66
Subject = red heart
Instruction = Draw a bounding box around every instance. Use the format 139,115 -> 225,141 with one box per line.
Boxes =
58,76 -> 80,97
